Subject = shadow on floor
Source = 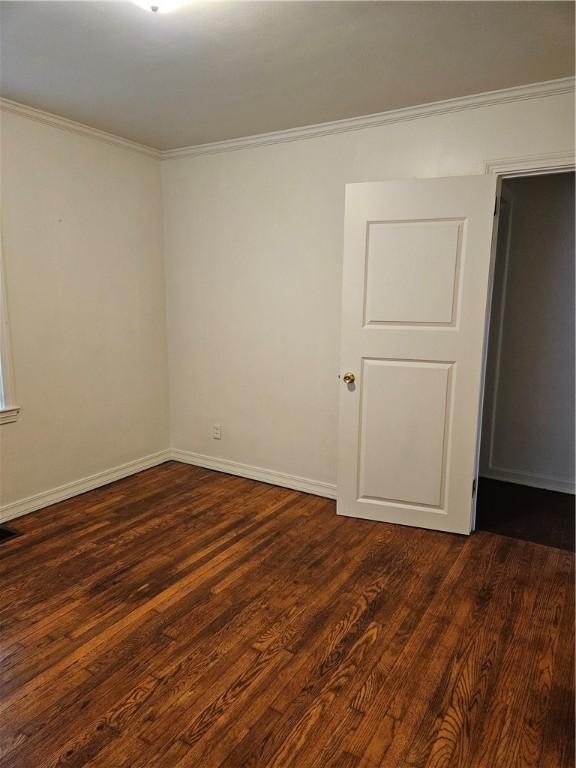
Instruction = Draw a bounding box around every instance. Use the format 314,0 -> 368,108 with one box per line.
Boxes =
476,478 -> 575,552
0,526 -> 21,545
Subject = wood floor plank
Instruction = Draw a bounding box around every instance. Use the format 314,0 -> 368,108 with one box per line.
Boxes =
0,462 -> 573,768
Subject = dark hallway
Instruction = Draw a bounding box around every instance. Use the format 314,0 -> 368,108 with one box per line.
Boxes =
476,478 -> 575,551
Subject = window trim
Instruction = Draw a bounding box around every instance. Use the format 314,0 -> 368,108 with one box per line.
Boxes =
0,234 -> 19,424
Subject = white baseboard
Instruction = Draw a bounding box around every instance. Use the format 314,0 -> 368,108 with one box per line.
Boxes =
5,446 -> 571,527
0,449 -> 172,524
171,449 -> 337,500
480,468 -> 575,495
0,447 -> 336,525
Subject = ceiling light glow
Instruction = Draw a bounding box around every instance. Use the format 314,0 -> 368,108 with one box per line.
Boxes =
133,0 -> 182,13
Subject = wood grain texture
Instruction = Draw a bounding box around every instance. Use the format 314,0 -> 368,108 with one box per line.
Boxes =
0,462 -> 573,768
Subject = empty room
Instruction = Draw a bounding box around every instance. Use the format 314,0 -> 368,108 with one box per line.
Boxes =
0,2 -> 574,767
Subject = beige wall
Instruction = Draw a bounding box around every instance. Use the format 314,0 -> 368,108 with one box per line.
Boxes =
162,92 -> 574,489
480,172 -> 575,492
1,87 -> 573,515
0,112 -> 169,509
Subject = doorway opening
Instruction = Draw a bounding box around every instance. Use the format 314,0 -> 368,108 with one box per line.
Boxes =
476,172 -> 575,551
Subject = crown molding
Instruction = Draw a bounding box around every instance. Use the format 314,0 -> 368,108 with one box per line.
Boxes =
1,77 -> 573,163
0,97 -> 160,159
162,77 -> 575,161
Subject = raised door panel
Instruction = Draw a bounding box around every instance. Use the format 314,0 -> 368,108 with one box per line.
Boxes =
358,360 -> 452,508
364,219 -> 463,326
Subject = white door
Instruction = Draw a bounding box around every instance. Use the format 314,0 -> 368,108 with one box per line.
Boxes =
337,176 -> 499,534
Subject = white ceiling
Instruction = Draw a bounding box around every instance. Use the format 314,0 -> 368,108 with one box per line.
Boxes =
0,1 -> 573,150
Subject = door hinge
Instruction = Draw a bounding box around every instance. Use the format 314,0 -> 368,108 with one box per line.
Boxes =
472,478 -> 477,498
494,196 -> 500,216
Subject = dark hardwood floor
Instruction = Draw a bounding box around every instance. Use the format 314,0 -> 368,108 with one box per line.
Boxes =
0,462 -> 574,767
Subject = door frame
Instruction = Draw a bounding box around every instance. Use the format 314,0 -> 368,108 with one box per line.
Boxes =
484,151 -> 575,179
471,150 -> 576,529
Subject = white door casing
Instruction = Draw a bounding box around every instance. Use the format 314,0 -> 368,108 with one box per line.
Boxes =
337,176 -> 499,534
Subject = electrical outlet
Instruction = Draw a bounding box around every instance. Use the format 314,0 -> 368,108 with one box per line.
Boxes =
212,424 -> 222,440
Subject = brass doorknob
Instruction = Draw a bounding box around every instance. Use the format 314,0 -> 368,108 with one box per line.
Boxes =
342,372 -> 356,384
